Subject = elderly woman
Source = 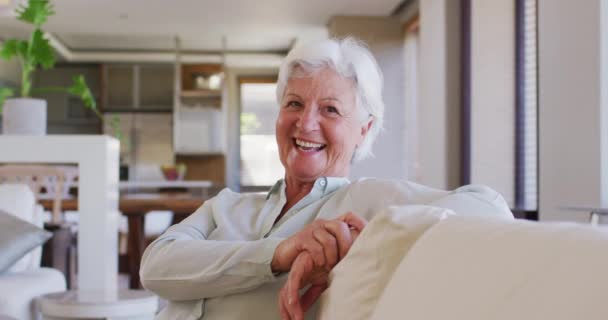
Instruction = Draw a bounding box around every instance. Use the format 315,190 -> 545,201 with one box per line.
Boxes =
140,38 -> 509,320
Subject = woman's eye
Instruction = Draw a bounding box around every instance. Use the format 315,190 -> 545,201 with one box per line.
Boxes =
286,101 -> 302,108
325,106 -> 339,114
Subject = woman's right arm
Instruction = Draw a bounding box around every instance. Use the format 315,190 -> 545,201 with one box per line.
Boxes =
139,195 -> 284,301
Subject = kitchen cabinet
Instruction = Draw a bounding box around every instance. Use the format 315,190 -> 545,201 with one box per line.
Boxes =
102,64 -> 174,112
32,64 -> 102,134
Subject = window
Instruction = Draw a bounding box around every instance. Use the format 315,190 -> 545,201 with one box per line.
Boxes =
239,79 -> 283,187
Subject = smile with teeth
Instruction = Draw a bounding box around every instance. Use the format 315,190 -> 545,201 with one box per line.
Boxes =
294,138 -> 326,151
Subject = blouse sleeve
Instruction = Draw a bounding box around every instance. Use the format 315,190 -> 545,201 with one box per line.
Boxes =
139,192 -> 284,301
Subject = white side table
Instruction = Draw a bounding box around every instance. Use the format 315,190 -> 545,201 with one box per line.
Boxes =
39,289 -> 158,320
0,136 -> 120,292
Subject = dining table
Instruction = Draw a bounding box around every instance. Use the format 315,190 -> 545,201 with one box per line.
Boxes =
40,194 -> 205,289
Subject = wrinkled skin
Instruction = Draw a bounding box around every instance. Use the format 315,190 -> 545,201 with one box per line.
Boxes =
277,213 -> 366,320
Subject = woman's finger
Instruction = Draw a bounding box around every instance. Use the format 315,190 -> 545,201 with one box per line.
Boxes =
322,220 -> 353,259
285,255 -> 308,319
312,228 -> 338,270
279,286 -> 291,320
300,237 -> 326,269
272,219 -> 330,273
337,212 -> 368,232
301,282 -> 328,312
350,228 -> 361,241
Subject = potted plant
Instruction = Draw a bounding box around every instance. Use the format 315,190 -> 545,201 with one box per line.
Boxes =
0,0 -> 120,138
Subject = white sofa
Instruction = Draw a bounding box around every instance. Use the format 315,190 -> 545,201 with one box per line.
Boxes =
318,204 -> 608,320
0,184 -> 66,320
370,214 -> 608,320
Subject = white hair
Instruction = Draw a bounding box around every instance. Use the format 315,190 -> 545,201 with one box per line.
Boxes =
276,37 -> 384,162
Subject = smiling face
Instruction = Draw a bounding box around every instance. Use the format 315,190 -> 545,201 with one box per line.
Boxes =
276,67 -> 371,183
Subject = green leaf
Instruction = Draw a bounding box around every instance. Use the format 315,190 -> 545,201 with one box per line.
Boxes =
0,39 -> 27,60
109,115 -> 125,143
0,87 -> 15,113
16,0 -> 55,28
66,75 -> 125,143
17,41 -> 29,57
0,40 -> 19,59
67,75 -> 97,113
29,29 -> 55,69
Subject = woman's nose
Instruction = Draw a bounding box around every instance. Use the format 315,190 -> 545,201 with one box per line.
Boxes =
296,106 -> 320,132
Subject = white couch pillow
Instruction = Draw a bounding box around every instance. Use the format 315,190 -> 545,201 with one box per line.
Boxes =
0,184 -> 43,272
0,209 -> 51,273
0,184 -> 36,222
315,205 -> 451,320
430,184 -> 513,219
370,215 -> 608,320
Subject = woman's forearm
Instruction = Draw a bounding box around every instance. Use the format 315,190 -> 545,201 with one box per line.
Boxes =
140,233 -> 284,301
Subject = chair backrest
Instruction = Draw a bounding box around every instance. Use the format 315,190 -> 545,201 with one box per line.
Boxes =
0,165 -> 67,223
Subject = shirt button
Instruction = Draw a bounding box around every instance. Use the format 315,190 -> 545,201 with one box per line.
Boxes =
319,180 -> 326,186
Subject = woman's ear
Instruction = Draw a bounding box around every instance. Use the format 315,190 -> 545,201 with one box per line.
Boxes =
358,117 -> 373,144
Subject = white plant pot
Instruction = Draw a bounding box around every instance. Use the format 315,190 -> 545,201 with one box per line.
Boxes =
2,98 -> 47,135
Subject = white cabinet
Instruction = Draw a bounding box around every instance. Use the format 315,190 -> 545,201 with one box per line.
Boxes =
174,107 -> 224,154
173,64 -> 226,155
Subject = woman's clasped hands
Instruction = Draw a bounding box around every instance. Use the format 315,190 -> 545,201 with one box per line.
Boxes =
271,212 -> 367,320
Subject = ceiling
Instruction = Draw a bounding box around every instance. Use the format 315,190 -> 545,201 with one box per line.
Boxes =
0,0 -> 403,53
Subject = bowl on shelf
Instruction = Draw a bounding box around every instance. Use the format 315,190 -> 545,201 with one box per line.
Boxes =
161,164 -> 187,181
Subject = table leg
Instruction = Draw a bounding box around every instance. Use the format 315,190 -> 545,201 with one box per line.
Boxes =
127,214 -> 145,289
42,223 -> 74,289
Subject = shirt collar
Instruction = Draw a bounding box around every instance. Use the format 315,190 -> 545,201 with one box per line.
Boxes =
266,179 -> 283,200
266,176 -> 350,200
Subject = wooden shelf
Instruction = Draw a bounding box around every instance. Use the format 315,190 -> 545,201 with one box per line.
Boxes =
181,64 -> 223,91
175,64 -> 226,180
180,89 -> 222,98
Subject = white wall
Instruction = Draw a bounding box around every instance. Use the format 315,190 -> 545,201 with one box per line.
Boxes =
328,16 -> 408,181
418,0 -> 461,190
470,0 -> 516,207
538,0 -> 608,221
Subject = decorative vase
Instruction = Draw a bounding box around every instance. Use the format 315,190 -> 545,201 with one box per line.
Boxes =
2,98 -> 47,135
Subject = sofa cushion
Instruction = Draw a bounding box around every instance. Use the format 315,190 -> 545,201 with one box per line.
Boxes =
0,267 -> 66,320
370,215 -> 608,320
430,184 -> 513,218
0,210 -> 51,273
315,205 -> 451,320
0,184 -> 36,222
0,184 -> 43,272
315,184 -> 513,320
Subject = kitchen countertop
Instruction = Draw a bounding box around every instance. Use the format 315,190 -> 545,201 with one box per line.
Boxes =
118,180 -> 213,189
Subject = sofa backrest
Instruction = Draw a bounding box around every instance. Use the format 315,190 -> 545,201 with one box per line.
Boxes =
0,184 -> 43,272
371,215 -> 608,320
